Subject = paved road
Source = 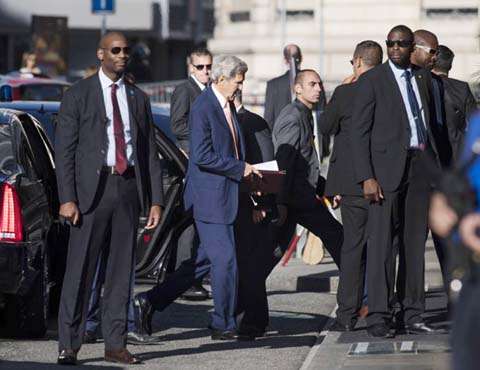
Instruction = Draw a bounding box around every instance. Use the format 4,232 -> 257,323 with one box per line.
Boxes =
0,259 -> 338,370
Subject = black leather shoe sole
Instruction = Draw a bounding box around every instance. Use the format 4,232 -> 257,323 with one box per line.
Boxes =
368,323 -> 395,338
211,330 -> 238,340
57,352 -> 77,365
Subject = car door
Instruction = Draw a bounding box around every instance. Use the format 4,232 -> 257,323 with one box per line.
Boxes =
135,127 -> 192,283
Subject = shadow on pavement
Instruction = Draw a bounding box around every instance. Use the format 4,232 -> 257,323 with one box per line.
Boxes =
0,360 -> 121,369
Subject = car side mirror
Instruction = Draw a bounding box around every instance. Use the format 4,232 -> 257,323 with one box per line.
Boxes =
0,85 -> 12,102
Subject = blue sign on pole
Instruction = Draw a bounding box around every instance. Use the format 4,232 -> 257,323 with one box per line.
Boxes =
92,0 -> 115,14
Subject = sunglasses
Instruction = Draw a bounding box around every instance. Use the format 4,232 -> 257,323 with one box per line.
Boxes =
102,47 -> 131,55
385,40 -> 413,48
192,64 -> 212,71
415,44 -> 438,55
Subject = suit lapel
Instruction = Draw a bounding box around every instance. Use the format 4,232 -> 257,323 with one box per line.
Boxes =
93,74 -> 107,123
230,102 -> 245,160
124,81 -> 139,144
383,62 -> 411,133
188,76 -> 203,96
413,67 -> 431,129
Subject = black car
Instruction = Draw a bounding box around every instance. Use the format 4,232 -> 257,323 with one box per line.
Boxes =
0,108 -> 69,338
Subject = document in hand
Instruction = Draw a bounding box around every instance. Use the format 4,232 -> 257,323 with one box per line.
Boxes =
244,161 -> 286,194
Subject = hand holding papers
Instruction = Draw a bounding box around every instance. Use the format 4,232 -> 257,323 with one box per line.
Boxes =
243,160 -> 286,194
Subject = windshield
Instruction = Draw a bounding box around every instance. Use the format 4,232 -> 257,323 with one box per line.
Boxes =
19,84 -> 68,101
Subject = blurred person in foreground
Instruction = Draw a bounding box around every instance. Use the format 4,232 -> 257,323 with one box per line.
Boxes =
430,112 -> 480,370
321,40 -> 383,331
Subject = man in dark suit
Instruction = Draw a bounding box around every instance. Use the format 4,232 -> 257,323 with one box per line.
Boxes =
272,69 -> 343,269
55,32 -> 163,365
135,55 -> 261,340
233,90 -> 276,339
351,25 -> 441,338
432,45 -> 478,160
170,47 -> 212,154
264,45 -> 329,159
170,48 -> 212,300
321,40 -> 383,331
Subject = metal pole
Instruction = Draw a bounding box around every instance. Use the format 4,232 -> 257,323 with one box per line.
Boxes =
280,0 -> 286,53
318,0 -> 324,77
101,14 -> 107,36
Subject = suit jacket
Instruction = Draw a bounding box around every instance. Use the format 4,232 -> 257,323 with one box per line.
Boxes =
321,82 -> 363,196
170,76 -> 203,153
183,86 -> 246,224
55,73 -> 164,213
236,106 -> 274,164
440,75 -> 478,160
351,62 -> 441,192
273,99 -> 321,208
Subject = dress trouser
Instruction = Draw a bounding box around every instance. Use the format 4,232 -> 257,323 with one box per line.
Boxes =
366,150 -> 430,326
234,193 -> 276,330
288,198 -> 343,268
85,251 -> 136,334
146,220 -> 238,331
58,171 -> 139,351
336,195 -> 369,326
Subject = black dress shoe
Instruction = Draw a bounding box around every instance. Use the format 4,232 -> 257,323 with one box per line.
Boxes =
83,330 -> 97,344
134,292 -> 154,336
104,348 -> 142,364
57,349 -> 78,365
127,331 -> 161,345
367,323 -> 395,338
237,325 -> 266,341
182,285 -> 211,301
405,322 -> 437,334
330,320 -> 354,332
210,328 -> 238,340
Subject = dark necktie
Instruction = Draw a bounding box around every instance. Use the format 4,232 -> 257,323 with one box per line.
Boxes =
111,84 -> 128,174
404,70 -> 426,150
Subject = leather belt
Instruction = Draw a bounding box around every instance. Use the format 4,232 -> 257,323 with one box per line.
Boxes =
102,166 -> 135,176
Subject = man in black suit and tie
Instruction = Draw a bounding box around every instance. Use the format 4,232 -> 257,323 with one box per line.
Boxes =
432,45 -> 478,160
273,69 -> 343,269
55,32 -> 163,365
321,40 -> 383,331
170,47 -> 212,154
351,25 -> 441,338
234,90 -> 276,339
170,47 -> 212,300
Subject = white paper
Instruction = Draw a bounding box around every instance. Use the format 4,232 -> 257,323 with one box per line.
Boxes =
253,160 -> 279,171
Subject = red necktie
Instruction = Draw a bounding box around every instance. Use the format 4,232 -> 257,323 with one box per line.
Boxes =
111,84 -> 128,174
224,102 -> 239,159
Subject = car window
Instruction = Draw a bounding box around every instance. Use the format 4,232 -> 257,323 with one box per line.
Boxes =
0,123 -> 17,178
18,114 -> 55,181
30,116 -> 55,168
19,84 -> 67,101
18,129 -> 39,181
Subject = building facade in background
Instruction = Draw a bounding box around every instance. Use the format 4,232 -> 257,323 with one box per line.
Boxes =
0,0 -> 214,81
209,0 -> 480,111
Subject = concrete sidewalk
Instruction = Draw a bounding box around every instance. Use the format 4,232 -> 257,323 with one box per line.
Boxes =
300,240 -> 452,370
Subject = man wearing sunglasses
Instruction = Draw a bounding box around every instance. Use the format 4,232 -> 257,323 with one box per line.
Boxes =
411,30 -> 454,297
351,25 -> 442,338
170,47 -> 212,155
55,32 -> 163,365
170,47 -> 213,302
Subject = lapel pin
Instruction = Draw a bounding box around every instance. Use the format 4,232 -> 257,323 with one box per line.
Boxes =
130,89 -> 135,96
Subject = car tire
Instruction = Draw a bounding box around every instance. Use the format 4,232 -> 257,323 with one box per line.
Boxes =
5,251 -> 50,338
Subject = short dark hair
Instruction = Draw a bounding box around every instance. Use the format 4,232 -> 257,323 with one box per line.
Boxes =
189,47 -> 212,62
353,40 -> 383,67
387,25 -> 414,42
283,44 -> 302,62
294,69 -> 318,86
434,45 -> 455,73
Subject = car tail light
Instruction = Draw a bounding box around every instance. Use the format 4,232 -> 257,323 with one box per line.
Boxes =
0,183 -> 23,242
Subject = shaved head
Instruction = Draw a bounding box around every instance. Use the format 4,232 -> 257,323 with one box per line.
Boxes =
98,32 -> 127,49
414,29 -> 438,47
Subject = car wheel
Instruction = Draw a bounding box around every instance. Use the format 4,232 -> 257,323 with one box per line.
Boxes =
5,251 -> 50,338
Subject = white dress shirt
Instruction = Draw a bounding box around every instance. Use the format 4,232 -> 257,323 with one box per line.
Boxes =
191,74 -> 206,91
388,59 -> 427,148
98,67 -> 134,166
